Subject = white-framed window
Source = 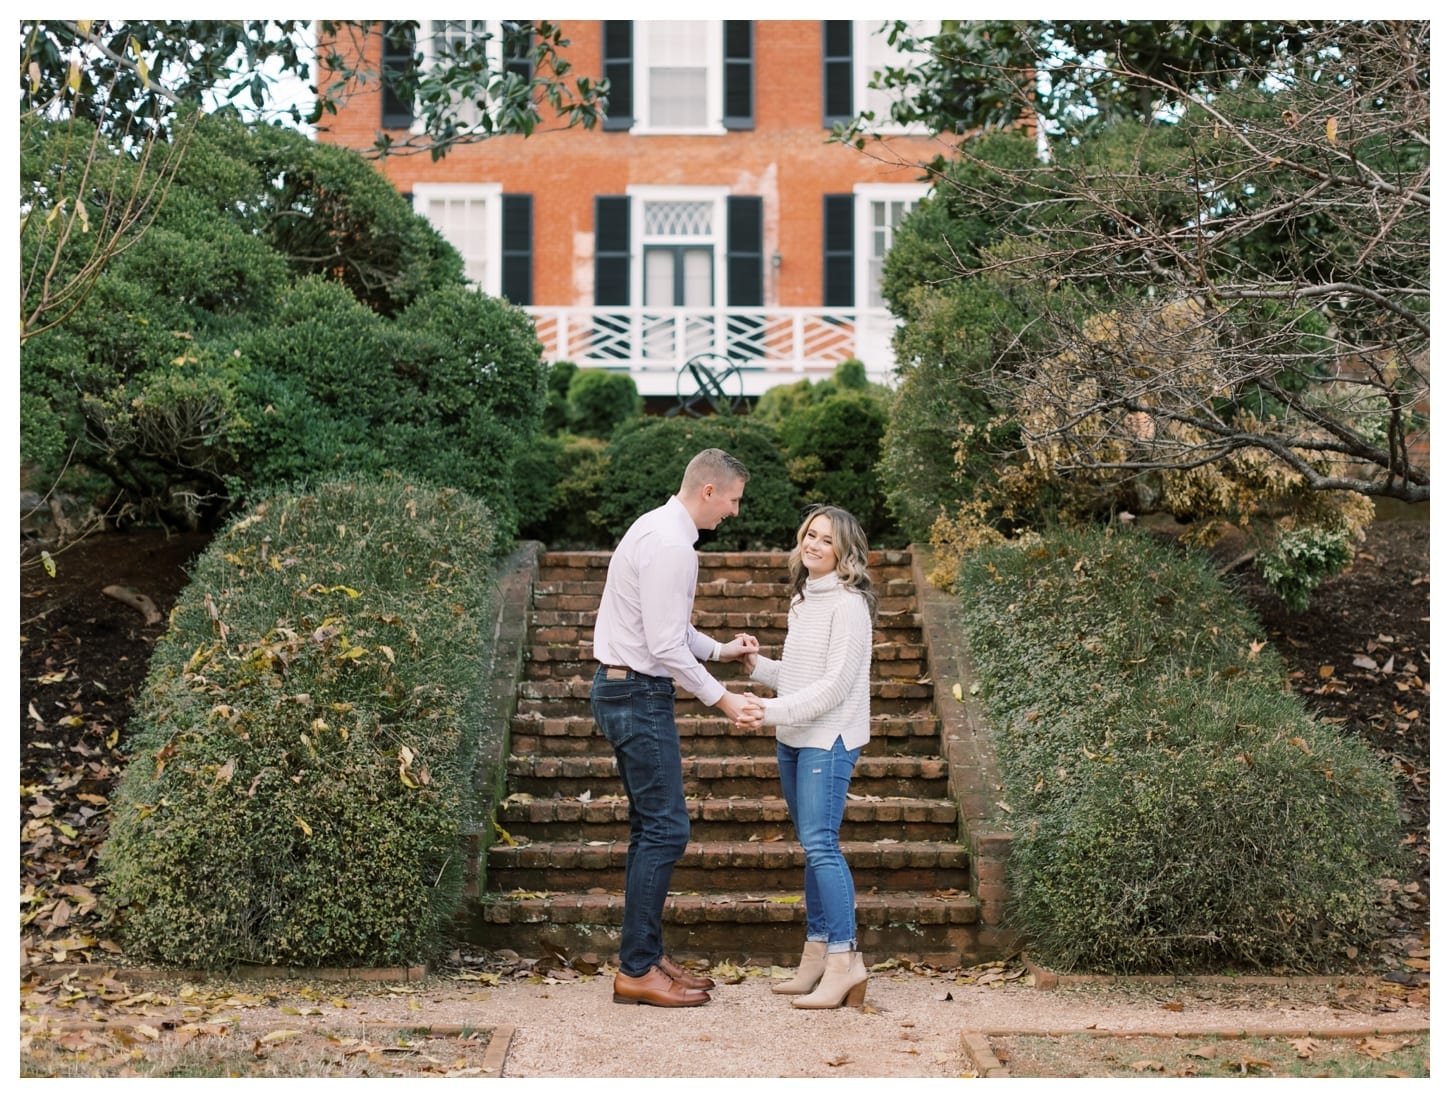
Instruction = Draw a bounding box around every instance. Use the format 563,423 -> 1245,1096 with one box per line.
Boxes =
636,21 -> 725,134
627,185 -> 730,306
857,19 -> 937,135
626,185 -> 729,359
412,182 -> 503,294
412,20 -> 515,133
854,183 -> 931,309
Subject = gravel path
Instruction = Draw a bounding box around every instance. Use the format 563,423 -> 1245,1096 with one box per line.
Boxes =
22,960 -> 1428,1079
445,969 -> 1427,1078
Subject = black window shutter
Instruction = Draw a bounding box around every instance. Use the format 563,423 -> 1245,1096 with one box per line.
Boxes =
823,194 -> 854,307
822,21 -> 853,126
602,21 -> 634,131
594,196 -> 631,306
723,21 -> 754,131
501,194 -> 533,306
726,196 -> 763,307
502,21 -> 533,82
381,21 -> 417,129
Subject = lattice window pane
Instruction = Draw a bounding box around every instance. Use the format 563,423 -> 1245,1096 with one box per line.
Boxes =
643,201 -> 713,238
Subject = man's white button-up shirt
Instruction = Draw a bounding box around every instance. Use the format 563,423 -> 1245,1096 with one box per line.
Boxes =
593,495 -> 724,707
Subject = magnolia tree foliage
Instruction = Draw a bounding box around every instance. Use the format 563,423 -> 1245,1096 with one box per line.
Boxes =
19,19 -> 604,342
20,111 -> 545,534
850,19 -> 1317,139
875,21 -> 1427,602
20,20 -> 605,154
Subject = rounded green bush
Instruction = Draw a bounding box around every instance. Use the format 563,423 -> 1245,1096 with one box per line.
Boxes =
516,433 -> 612,548
777,389 -> 895,544
100,475 -> 497,969
541,360 -> 580,434
565,368 -> 643,439
595,417 -> 799,550
958,525 -> 1402,973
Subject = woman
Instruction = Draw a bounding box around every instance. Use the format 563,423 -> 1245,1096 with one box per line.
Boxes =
741,504 -> 876,1010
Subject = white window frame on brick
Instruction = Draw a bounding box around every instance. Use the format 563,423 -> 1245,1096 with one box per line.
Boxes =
854,182 -> 931,309
410,20 -> 509,136
856,19 -> 938,135
635,21 -> 726,135
412,182 -> 504,295
626,185 -> 731,305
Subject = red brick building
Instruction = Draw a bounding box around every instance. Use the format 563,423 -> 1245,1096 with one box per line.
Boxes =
317,19 -> 942,397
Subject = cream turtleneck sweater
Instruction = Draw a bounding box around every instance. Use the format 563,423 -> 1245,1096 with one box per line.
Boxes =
748,572 -> 872,750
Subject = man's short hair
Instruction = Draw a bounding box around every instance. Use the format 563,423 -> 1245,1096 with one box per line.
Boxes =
680,448 -> 749,493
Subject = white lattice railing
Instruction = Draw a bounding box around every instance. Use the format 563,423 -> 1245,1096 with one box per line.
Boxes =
523,306 -> 901,395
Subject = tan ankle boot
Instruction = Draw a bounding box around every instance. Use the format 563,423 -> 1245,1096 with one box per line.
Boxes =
791,950 -> 867,1009
772,940 -> 828,995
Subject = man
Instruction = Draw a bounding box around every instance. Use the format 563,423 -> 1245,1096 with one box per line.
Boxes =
591,448 -> 763,1007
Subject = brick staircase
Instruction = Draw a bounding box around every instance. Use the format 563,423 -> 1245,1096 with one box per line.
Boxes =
463,546 -> 1018,968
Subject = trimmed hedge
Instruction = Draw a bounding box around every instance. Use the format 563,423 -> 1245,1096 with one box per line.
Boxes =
100,476 -> 497,969
565,368 -> 643,439
594,417 -> 800,551
958,526 -> 1401,973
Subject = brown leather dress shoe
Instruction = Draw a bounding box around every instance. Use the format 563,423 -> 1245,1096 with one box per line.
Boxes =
612,965 -> 710,1007
658,954 -> 716,990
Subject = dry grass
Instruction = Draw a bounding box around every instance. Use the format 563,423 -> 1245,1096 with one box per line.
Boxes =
21,1021 -> 499,1078
989,1032 -> 1429,1079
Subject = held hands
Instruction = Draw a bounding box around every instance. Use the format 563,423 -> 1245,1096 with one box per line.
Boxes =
716,635 -> 764,728
718,632 -> 759,664
718,690 -> 765,730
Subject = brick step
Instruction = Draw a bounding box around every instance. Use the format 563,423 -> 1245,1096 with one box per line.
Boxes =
486,839 -> 971,893
527,641 -> 922,675
507,711 -> 942,758
531,592 -> 921,616
526,640 -> 928,664
530,609 -> 923,629
527,613 -> 925,647
513,678 -> 934,718
466,890 -> 984,968
532,576 -> 919,600
505,754 -> 949,800
523,655 -> 929,683
496,794 -> 960,843
537,550 -> 915,583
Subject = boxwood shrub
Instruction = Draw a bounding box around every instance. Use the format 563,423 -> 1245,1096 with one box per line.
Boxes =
99,475 -> 497,969
595,416 -> 800,551
958,525 -> 1401,974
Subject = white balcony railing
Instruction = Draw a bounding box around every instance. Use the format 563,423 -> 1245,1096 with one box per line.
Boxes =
523,306 -> 901,396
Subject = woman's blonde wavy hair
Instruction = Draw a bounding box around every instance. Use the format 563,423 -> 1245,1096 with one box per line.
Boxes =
786,505 -> 876,618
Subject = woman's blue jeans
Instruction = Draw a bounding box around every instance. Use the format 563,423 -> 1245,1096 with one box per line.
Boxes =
777,736 -> 862,952
590,667 -> 690,978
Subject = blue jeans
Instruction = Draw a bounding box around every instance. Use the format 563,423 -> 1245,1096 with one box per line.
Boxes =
590,667 -> 690,977
777,737 -> 861,952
